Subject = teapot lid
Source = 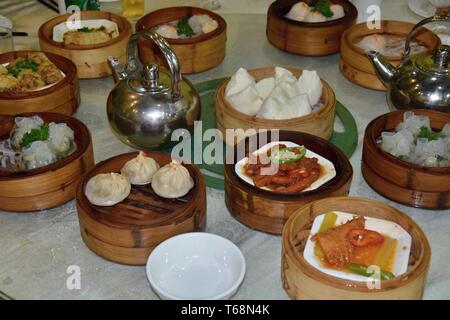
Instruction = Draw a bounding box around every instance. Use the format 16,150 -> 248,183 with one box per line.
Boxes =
415,45 -> 450,77
129,64 -> 170,94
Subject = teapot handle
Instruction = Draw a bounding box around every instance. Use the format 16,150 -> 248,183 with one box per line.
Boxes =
403,15 -> 450,60
126,30 -> 182,99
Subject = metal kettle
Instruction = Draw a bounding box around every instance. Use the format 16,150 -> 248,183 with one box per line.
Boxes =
367,15 -> 450,113
107,31 -> 200,150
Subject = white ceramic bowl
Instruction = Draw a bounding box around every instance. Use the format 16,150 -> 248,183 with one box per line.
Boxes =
146,232 -> 246,300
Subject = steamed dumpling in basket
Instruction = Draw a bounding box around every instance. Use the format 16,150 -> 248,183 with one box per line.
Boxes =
21,141 -> 57,170
10,116 -> 44,151
85,173 -> 131,206
151,160 -> 194,198
48,122 -> 75,157
121,151 -> 160,185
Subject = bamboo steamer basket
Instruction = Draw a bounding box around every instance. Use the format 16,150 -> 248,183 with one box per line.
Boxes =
267,0 -> 357,56
224,130 -> 353,235
136,6 -> 227,74
340,20 -> 440,91
282,196 -> 431,300
216,67 -> 336,145
0,113 -> 94,212
362,109 -> 450,209
0,51 -> 79,116
38,11 -> 132,79
76,152 -> 207,265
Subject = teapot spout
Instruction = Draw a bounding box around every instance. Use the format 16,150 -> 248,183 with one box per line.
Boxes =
108,56 -> 127,83
366,51 -> 397,86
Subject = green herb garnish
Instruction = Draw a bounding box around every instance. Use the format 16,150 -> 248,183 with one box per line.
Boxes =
314,0 -> 334,18
177,16 -> 194,37
418,126 -> 439,141
7,58 -> 39,78
20,123 -> 49,149
77,26 -> 106,33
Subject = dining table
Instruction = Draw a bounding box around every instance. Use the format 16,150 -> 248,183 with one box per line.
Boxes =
0,0 -> 449,300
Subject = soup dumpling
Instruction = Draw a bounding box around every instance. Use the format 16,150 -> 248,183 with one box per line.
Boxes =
330,4 -> 345,20
154,24 -> 179,39
151,161 -> 194,198
85,173 -> 131,206
304,11 -> 327,23
121,151 -> 160,185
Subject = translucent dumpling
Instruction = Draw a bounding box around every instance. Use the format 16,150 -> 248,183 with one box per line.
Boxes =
151,161 -> 194,198
297,70 -> 323,106
286,2 -> 310,22
304,11 -> 327,23
121,151 -> 160,185
154,24 -> 179,39
381,129 -> 414,158
10,116 -> 44,150
48,122 -> 75,157
21,140 -> 57,170
227,85 -> 263,116
85,173 -> 131,206
358,34 -> 386,53
188,14 -> 218,34
225,67 -> 256,97
255,77 -> 275,100
330,4 -> 345,20
396,111 -> 430,137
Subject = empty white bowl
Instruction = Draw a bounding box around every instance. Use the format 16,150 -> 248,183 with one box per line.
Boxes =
146,232 -> 246,300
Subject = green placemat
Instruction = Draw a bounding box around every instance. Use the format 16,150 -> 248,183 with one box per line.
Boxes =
162,78 -> 358,190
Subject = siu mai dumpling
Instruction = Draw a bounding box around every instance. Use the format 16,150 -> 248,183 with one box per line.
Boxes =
225,67 -> 256,97
296,70 -> 323,106
151,161 -> 194,198
121,151 -> 160,185
255,77 -> 275,100
227,86 -> 263,116
85,173 -> 131,206
286,2 -> 311,22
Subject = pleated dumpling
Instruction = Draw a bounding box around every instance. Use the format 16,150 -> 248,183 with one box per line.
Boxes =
297,70 -> 323,106
85,173 -> 131,206
286,2 -> 311,22
255,77 -> 275,100
227,86 -> 263,116
121,151 -> 160,185
225,67 -> 256,97
151,161 -> 194,198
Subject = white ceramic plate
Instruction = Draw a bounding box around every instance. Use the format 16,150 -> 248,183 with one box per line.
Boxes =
52,19 -> 119,42
1,62 -> 65,92
234,141 -> 336,193
303,211 -> 412,282
146,232 -> 246,300
408,0 -> 436,17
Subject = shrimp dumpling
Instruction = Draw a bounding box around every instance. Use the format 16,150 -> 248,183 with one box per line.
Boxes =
21,141 -> 57,170
151,161 -> 194,198
47,122 -> 75,157
121,151 -> 160,185
10,116 -> 44,150
304,11 -> 327,23
297,70 -> 323,106
286,2 -> 311,22
85,173 -> 131,206
154,24 -> 179,39
227,86 -> 263,116
225,67 -> 256,97
358,34 -> 386,53
330,4 -> 345,20
188,14 -> 218,34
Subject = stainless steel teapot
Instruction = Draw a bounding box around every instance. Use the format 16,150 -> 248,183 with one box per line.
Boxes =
367,15 -> 450,113
107,31 -> 200,150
